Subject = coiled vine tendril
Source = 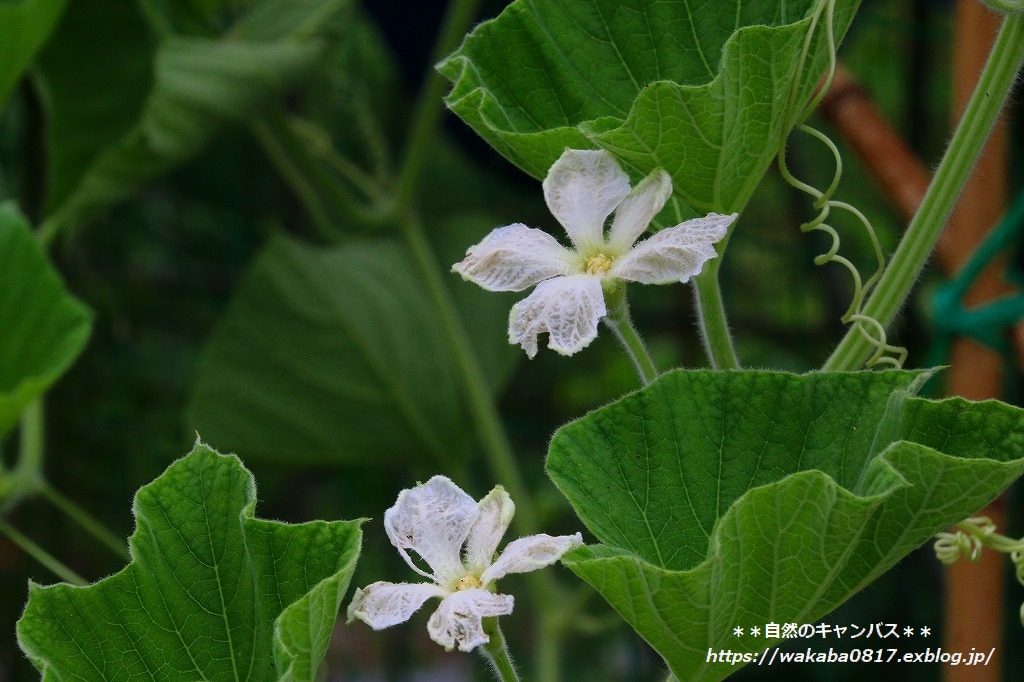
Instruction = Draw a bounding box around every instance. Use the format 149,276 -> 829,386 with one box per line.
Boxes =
778,0 -> 907,368
934,517 -> 1024,625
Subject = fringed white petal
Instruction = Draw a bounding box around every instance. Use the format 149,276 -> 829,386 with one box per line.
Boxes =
481,533 -> 583,585
384,476 -> 479,584
611,213 -> 736,284
452,223 -> 577,292
606,168 -> 673,253
463,486 -> 515,575
543,149 -> 630,254
508,274 -> 607,358
346,581 -> 445,630
427,589 -> 514,652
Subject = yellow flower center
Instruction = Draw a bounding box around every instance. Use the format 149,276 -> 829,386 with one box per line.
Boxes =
585,253 -> 614,275
456,574 -> 483,591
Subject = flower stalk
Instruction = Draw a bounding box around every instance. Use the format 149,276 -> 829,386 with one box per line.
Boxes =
481,617 -> 521,682
693,258 -> 740,369
603,285 -> 659,386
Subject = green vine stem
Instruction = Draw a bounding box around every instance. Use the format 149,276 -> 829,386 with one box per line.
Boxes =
603,285 -> 659,385
823,13 -> 1024,371
0,518 -> 86,586
42,485 -> 129,562
385,0 -> 573,678
390,0 -> 483,215
982,0 -> 1024,13
402,215 -> 541,539
693,258 -> 741,369
13,399 -> 45,494
480,617 -> 521,682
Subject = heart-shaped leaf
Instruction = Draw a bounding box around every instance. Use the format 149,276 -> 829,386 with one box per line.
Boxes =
16,441 -> 362,681
440,0 -> 860,213
547,370 -> 1024,681
187,232 -> 515,466
0,204 -> 91,441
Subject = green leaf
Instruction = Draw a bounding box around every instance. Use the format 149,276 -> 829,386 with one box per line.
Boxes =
16,442 -> 362,681
0,204 -> 91,439
0,0 -> 69,107
440,0 -> 860,213
188,235 -> 476,466
546,370 -> 1024,681
35,0 -> 350,239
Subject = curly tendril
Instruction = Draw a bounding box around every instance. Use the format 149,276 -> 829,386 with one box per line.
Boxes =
778,0 -> 906,368
934,517 -> 1024,625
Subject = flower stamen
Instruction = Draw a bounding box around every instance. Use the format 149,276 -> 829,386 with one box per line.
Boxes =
456,575 -> 483,591
586,253 -> 614,275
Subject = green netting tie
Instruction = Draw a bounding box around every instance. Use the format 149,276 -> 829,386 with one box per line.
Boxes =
928,188 -> 1024,364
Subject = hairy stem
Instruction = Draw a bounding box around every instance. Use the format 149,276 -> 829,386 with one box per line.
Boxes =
603,285 -> 659,385
481,617 -> 521,682
823,13 -> 1024,371
693,259 -> 740,369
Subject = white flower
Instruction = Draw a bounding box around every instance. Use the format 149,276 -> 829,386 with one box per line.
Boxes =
346,475 -> 583,652
452,148 -> 737,357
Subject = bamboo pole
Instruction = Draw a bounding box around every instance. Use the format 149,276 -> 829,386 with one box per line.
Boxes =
941,5 -> 1009,680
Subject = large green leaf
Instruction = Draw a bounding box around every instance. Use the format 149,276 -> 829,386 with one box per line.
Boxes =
35,0 -> 350,237
188,234 -> 486,466
440,0 -> 860,214
546,370 -> 1024,681
16,442 -> 362,681
0,204 -> 90,440
0,0 -> 68,107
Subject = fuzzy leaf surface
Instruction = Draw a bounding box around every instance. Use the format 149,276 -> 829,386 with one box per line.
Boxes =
440,0 -> 860,214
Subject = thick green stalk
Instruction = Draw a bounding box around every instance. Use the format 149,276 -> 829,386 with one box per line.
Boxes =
693,259 -> 740,369
983,0 -> 1024,12
823,13 -> 1024,371
603,286 -> 659,385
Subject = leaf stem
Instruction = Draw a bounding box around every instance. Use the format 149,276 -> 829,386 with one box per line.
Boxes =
41,485 -> 129,561
480,617 -> 521,682
251,115 -> 346,242
14,399 -> 46,493
603,285 -> 658,385
823,13 -> 1024,371
0,518 -> 87,586
401,215 -> 540,536
692,259 -> 740,369
252,111 -> 389,240
391,0 -> 483,214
